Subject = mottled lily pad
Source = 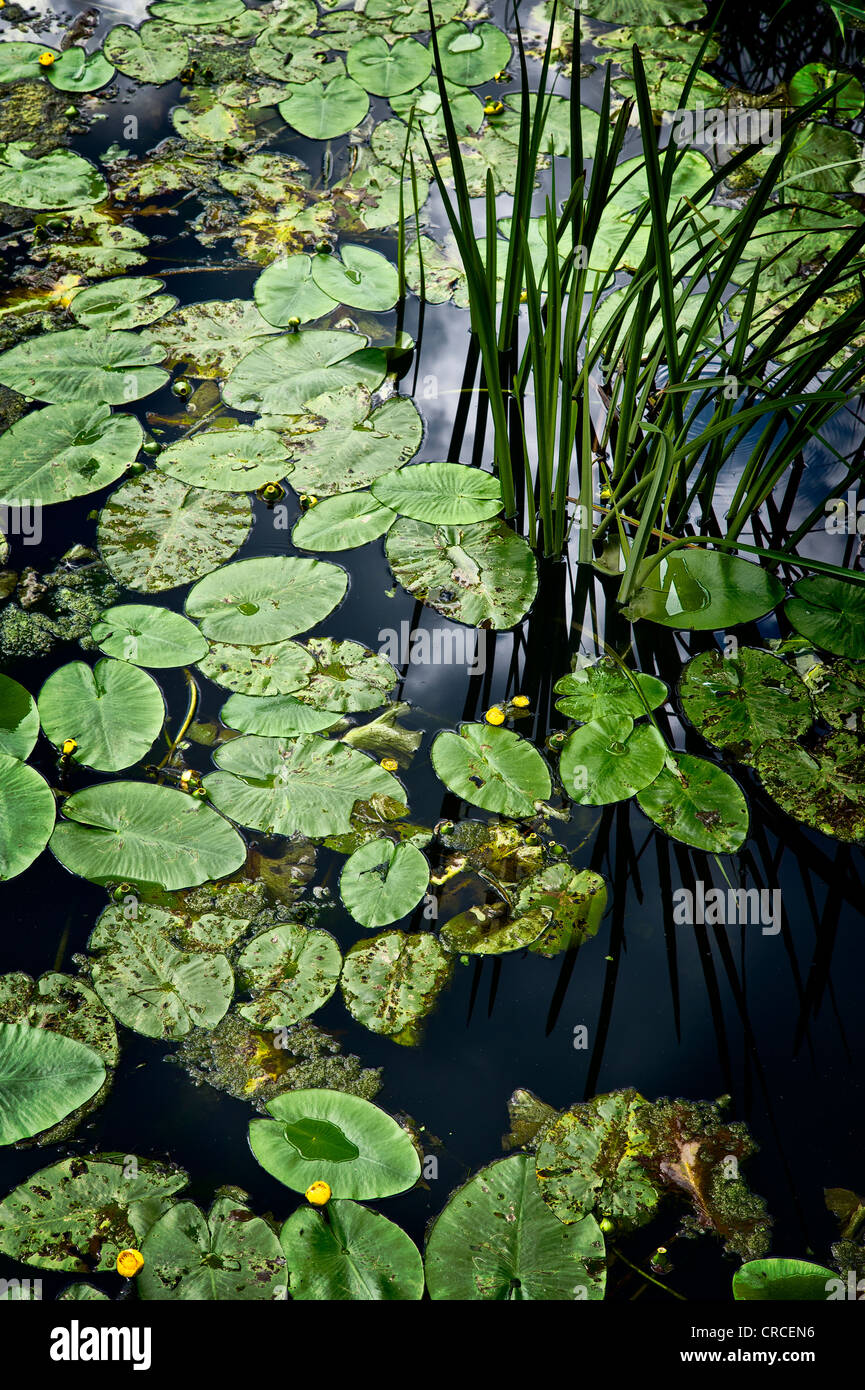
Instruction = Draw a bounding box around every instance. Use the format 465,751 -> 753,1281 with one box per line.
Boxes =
517,866 -> 608,957
286,387 -> 422,497
197,638 -> 316,696
0,402 -> 142,508
386,517 -> 537,629
292,637 -> 396,713
139,1195 -> 286,1301
341,930 -> 451,1039
752,733 -> 865,842
224,330 -> 386,414
157,427 -> 292,492
237,923 -> 342,1028
679,648 -> 812,759
636,751 -> 750,852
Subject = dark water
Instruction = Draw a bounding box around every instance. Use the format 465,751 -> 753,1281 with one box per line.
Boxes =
0,0 -> 863,1302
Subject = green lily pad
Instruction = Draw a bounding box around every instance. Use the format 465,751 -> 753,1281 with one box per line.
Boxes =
205,734 -> 406,837
172,101 -> 245,145
221,692 -> 341,736
57,1284 -> 110,1301
292,492 -> 397,551
583,0 -> 706,19
237,923 -> 342,1028
560,714 -> 667,805
372,461 -> 502,525
291,637 -> 396,713
0,753 -> 56,882
752,733 -> 865,842
142,299 -> 280,379
0,143 -> 107,209
68,278 -> 177,331
0,402 -> 142,507
386,517 -> 537,628
278,75 -> 369,140
804,657 -> 865,732
346,34 -> 431,96
98,474 -> 251,592
636,751 -> 750,852
0,674 -> 39,760
0,1154 -> 187,1272
46,46 -> 114,93
0,43 -> 58,82
87,911 -> 233,1040
224,330 -> 386,415
280,1199 -> 423,1300
286,388 -> 422,497
436,21 -> 511,87
197,638 -> 316,697
0,329 -> 168,405
679,648 -> 813,759
439,903 -> 551,955
554,659 -> 667,723
789,62 -> 864,117
186,556 -> 347,644
38,658 -> 164,772
426,1154 -> 606,1300
340,931 -> 450,1039
623,550 -> 785,630
311,246 -> 400,312
431,723 -> 551,817
339,840 -> 429,928
0,1023 -> 106,1146
785,576 -> 865,659
103,21 -> 189,84
248,1088 -> 421,1198
139,1195 -> 286,1300
50,782 -> 247,890
732,1258 -> 836,1301
91,605 -> 208,668
149,0 -> 246,26
517,865 -> 608,957
0,971 -> 118,1068
364,0 -> 462,30
158,427 -> 292,492
254,255 -> 337,328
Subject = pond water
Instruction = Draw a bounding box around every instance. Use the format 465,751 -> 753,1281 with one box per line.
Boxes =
0,0 -> 864,1305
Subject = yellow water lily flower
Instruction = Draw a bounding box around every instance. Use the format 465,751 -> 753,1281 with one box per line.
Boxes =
380,757 -> 399,772
61,738 -> 78,755
305,1180 -> 331,1206
483,99 -> 504,116
38,51 -> 55,67
116,1249 -> 144,1277
485,706 -> 506,725
512,695 -> 530,708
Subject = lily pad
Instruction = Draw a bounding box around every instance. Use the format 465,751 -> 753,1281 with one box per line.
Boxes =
68,278 -> 177,331
186,556 -> 347,644
340,931 -> 450,1039
554,659 -> 667,723
197,638 -> 316,697
0,1023 -> 106,1146
560,714 -> 667,805
752,733 -> 865,843
386,517 -> 537,628
0,1154 -> 187,1272
439,903 -> 551,955
622,550 -> 785,630
0,971 -> 117,1068
98,474 -> 251,592
149,0 -> 246,26
425,1154 -> 606,1300
205,734 -> 406,837
45,46 -> 114,94
0,329 -> 168,405
436,21 -> 511,87
91,605 -> 208,668
785,576 -> 865,659
0,674 -> 39,761
248,1088 -> 421,1198
139,1195 -> 286,1300
636,751 -> 750,852
679,648 -> 812,759
804,658 -> 865,732
372,461 -> 502,524
732,1258 -> 836,1301
292,492 -> 397,551
142,299 -> 280,379
280,1199 -> 423,1300
103,20 -> 189,84
0,753 -> 56,882
0,402 -> 142,507
292,637 -> 396,713
311,245 -> 400,312
158,427 -> 292,492
49,782 -> 247,890
286,388 -> 423,497
38,658 -> 164,772
254,255 -> 337,328
340,840 -> 429,928
278,75 -> 370,140
517,866 -> 608,957
0,43 -> 58,83
0,143 -> 107,209
221,692 -> 341,736
223,330 -> 386,414
346,34 -> 431,96
431,723 -> 551,816
237,923 -> 342,1028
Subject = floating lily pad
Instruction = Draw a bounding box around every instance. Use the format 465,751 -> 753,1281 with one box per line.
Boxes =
789,63 -> 864,118
91,605 -> 208,668
45,46 -> 114,94
339,840 -> 429,928
292,492 -> 397,551
68,278 -> 177,331
0,329 -> 168,405
248,1088 -> 421,1198
432,723 -> 551,816
172,101 -> 245,144
426,1154 -> 606,1300
436,21 -> 511,87
560,714 -> 667,805
98,474 -> 251,592
732,1258 -> 836,1301
365,0 -> 462,30
158,427 -> 292,492
372,461 -> 502,525
752,733 -> 865,842
804,658 -> 865,732
679,648 -> 812,759
197,638 -> 316,697
278,75 -> 369,140
139,1195 -> 286,1301
536,1089 -> 662,1230
149,0 -> 246,26
0,971 -> 118,1068
224,330 -> 386,414
311,245 -> 400,312
103,20 -> 189,84
785,576 -> 865,659
142,299 -> 280,379
237,923 -> 342,1028
554,659 -> 667,723
439,902 -> 551,955
0,43 -> 58,82
286,388 -> 423,497
221,691 -> 341,736
0,674 -> 39,761
390,76 -> 483,137
0,1023 -> 106,1146
292,637 -> 396,713
186,556 -> 347,644
254,255 -> 337,328
622,550 -> 785,630
517,866 -> 608,957
636,751 -> 750,852
340,931 -> 450,1039
50,782 -> 247,890
0,753 -> 56,882
38,658 -> 164,772
206,734 -> 406,838
87,911 -> 233,1040
346,34 -> 431,96
0,143 -> 107,209
0,402 -> 142,508
386,518 -> 537,628
0,1154 -> 187,1272
281,1199 -> 423,1300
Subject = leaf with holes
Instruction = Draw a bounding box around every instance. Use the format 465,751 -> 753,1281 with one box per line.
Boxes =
431,723 -> 551,817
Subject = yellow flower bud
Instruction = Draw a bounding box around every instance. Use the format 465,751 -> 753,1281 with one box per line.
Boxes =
38,51 -> 56,67
485,706 -> 506,725
116,1248 -> 144,1277
380,757 -> 398,772
483,99 -> 504,116
512,695 -> 530,708
305,1180 -> 331,1206
61,738 -> 78,755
